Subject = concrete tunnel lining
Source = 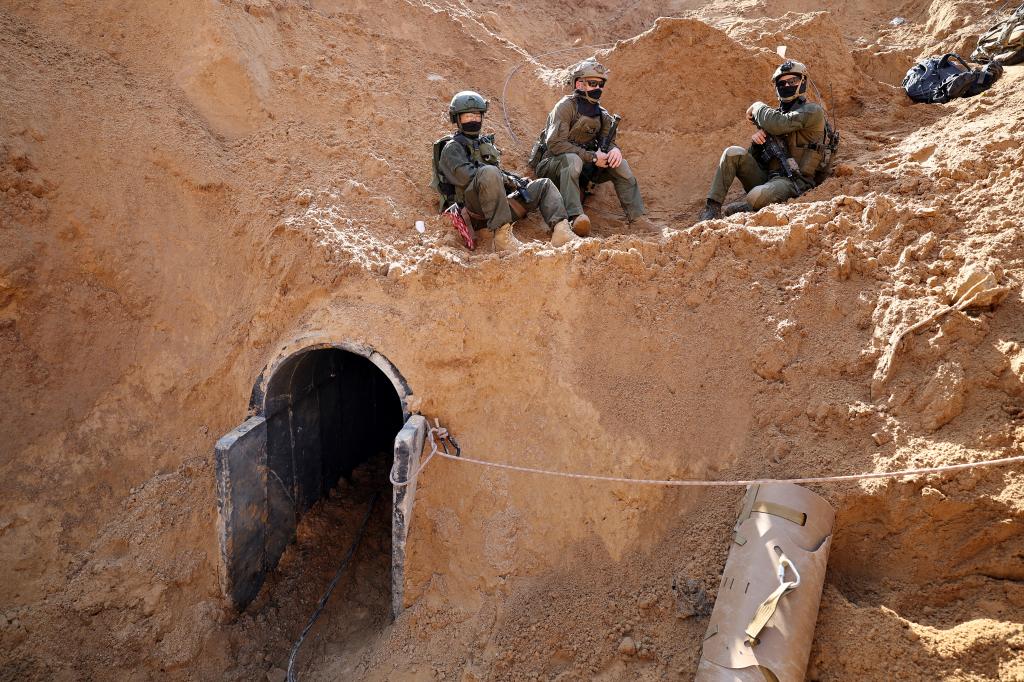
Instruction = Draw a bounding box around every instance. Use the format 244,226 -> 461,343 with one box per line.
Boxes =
215,340 -> 420,614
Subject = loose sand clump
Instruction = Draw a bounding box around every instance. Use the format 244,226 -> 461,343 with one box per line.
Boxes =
2,0 -> 1024,680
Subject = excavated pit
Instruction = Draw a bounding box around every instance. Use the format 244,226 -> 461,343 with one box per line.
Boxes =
3,0 -> 1024,680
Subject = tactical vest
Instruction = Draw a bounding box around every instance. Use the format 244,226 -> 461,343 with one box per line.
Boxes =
529,96 -> 608,168
770,98 -> 835,186
782,101 -> 827,184
430,133 -> 501,211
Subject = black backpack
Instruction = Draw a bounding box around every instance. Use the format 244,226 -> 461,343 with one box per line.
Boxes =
902,53 -> 1003,104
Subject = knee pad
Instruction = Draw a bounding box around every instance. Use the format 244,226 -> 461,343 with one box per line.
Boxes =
745,184 -> 772,209
722,145 -> 747,162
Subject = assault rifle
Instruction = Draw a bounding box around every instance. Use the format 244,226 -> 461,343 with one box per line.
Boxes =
752,128 -> 800,180
580,113 -> 622,193
502,169 -> 532,204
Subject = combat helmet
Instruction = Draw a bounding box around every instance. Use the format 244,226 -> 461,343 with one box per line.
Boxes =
772,60 -> 809,102
569,58 -> 610,86
448,90 -> 489,123
568,58 -> 609,104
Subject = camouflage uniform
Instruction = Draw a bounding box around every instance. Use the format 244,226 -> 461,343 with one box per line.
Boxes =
707,98 -> 825,209
536,95 -> 645,220
439,134 -> 567,230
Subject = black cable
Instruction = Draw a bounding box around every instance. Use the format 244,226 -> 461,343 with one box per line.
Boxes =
286,490 -> 381,682
500,43 -> 615,148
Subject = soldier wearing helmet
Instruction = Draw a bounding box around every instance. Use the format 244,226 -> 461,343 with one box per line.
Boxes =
698,60 -> 827,221
435,90 -> 577,250
534,59 -> 646,235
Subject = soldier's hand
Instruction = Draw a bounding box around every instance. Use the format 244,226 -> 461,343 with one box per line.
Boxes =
595,150 -> 610,168
607,147 -> 623,168
746,104 -> 756,121
752,129 -> 767,145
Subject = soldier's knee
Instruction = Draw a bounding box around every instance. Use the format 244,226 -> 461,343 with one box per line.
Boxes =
477,165 -> 502,181
721,145 -> 747,164
612,159 -> 635,180
745,184 -> 774,209
564,153 -> 584,177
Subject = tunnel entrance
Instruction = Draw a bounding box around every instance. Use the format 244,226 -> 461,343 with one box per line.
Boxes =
215,343 -> 424,612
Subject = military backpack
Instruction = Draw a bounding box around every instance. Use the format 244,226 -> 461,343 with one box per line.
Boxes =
972,2 -> 1024,65
813,120 -> 841,186
902,53 -> 1003,104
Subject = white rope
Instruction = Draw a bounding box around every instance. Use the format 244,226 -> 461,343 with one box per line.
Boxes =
418,428 -> 1024,487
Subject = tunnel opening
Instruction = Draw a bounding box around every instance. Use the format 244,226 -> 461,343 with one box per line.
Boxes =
262,348 -> 404,576
215,344 -> 416,612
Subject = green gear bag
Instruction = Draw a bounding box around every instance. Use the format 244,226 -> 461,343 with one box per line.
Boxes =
430,133 -> 458,212
972,3 -> 1024,65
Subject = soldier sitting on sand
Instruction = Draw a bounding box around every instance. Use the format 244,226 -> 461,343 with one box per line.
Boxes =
534,59 -> 647,235
432,91 -> 577,251
698,61 -> 833,221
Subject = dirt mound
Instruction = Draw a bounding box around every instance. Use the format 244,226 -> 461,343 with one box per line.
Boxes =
3,0 -> 1024,680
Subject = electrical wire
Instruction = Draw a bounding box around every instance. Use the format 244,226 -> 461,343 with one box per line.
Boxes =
286,490 -> 381,682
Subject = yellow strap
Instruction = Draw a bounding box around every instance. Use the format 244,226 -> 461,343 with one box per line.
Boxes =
751,501 -> 807,526
745,579 -> 797,643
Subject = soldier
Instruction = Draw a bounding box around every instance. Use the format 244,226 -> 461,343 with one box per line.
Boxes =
698,61 -> 827,221
434,91 -> 577,251
534,59 -> 646,235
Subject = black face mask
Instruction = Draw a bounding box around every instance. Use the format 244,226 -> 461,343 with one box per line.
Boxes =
776,82 -> 801,100
460,120 -> 482,135
575,87 -> 603,101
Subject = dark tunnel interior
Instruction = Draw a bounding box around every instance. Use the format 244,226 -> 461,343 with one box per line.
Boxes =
261,348 -> 405,582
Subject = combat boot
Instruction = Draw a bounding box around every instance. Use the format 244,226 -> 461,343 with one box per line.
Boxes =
723,201 -> 754,216
697,199 -> 721,222
627,215 -> 658,232
493,223 -> 522,252
570,213 -> 592,237
550,219 -> 579,247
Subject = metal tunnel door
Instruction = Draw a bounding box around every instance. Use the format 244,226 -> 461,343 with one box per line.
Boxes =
215,415 -> 269,609
390,414 -> 428,619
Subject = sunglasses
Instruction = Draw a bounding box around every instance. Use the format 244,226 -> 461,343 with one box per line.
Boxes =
583,79 -> 606,88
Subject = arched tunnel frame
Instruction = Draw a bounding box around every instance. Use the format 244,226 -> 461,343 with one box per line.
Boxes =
214,338 -> 427,619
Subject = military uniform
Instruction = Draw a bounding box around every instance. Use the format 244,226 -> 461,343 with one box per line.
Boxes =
439,134 -> 567,230
435,89 -> 576,250
707,98 -> 825,209
536,95 -> 645,221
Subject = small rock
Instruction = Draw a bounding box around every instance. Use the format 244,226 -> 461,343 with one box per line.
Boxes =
618,637 -> 637,656
871,431 -> 892,446
950,265 -> 1010,308
674,578 -> 712,619
917,362 -> 966,431
266,667 -> 287,682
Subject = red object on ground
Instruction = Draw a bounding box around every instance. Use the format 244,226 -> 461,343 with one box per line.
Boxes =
445,205 -> 475,250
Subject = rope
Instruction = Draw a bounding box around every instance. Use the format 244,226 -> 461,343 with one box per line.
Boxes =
415,427 -> 1024,487
389,419 -> 457,488
499,43 -> 615,148
286,490 -> 380,682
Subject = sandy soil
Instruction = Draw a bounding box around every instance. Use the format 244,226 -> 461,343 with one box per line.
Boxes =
2,0 -> 1023,680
